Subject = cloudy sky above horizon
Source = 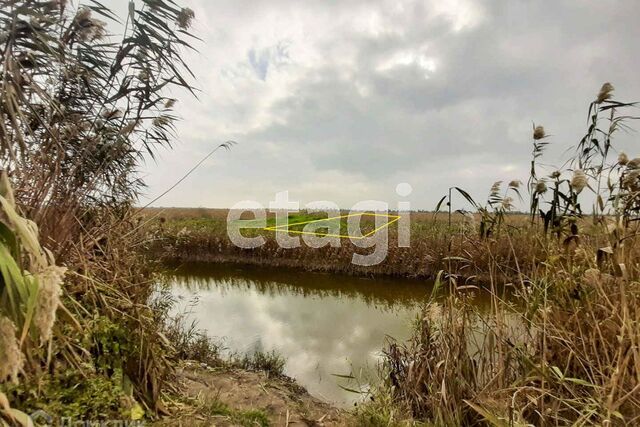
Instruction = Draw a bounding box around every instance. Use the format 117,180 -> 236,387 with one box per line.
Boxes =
134,0 -> 640,210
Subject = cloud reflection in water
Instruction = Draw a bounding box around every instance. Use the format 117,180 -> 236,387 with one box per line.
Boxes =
167,263 -> 430,406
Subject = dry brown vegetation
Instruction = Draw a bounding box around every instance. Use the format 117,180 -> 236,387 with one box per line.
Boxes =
355,84 -> 640,426
146,208 -> 546,282
151,84 -> 640,426
0,1 -> 218,425
1,0 -> 638,424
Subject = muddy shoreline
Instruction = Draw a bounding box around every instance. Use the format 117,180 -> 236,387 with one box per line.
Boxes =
155,362 -> 345,426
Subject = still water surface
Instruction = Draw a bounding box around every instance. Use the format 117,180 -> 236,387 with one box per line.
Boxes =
167,263 -> 439,406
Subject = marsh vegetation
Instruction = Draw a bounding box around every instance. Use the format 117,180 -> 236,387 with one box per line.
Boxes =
0,0 -> 639,425
0,0 -> 224,424
153,83 -> 640,426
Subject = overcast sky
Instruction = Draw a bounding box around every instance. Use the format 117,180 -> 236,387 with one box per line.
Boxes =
133,0 -> 640,210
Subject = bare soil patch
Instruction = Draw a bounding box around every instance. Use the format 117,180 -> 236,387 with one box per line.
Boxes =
155,363 -> 346,426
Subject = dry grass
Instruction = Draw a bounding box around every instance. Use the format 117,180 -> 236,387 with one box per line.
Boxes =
0,0 -> 205,423
353,84 -> 640,426
147,208 -> 573,283
367,246 -> 640,426
149,83 -> 640,426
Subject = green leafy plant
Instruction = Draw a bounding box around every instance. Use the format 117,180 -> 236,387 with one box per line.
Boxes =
0,0 -> 213,417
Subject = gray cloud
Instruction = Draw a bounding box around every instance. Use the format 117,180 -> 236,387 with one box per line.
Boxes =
139,0 -> 640,209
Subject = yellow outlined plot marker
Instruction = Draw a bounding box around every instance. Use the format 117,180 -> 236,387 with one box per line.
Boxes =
263,212 -> 400,239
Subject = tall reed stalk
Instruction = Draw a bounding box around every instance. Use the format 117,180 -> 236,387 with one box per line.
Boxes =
0,0 -> 204,422
360,84 -> 640,426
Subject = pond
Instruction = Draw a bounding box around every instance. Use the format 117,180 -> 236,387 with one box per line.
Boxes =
166,263 -> 491,407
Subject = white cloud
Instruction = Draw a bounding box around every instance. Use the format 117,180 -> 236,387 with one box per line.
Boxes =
376,50 -> 437,79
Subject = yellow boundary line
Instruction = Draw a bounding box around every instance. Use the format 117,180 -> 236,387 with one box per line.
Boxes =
263,212 -> 401,239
